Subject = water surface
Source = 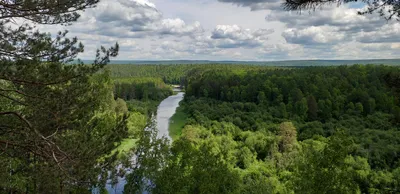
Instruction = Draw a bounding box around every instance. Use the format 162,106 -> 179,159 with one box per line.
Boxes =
156,92 -> 184,141
100,91 -> 184,194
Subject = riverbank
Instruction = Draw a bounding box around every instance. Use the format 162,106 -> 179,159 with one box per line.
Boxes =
156,92 -> 184,140
111,100 -> 155,159
168,106 -> 188,140
104,92 -> 184,193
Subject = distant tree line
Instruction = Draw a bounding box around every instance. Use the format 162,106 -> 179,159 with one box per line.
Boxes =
113,77 -> 172,102
107,64 -> 277,85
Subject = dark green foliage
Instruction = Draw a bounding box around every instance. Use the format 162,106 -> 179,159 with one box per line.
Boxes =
307,95 -> 318,121
113,78 -> 172,102
107,64 -> 277,84
0,71 -> 128,193
0,0 -> 99,24
150,64 -> 400,193
185,65 -> 399,119
0,0 -> 125,192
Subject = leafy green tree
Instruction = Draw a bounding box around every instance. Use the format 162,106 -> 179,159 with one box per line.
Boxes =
279,102 -> 288,118
203,88 -> 209,98
241,163 -> 288,194
115,98 -> 129,114
290,88 -> 304,103
293,132 -> 359,194
307,95 -> 318,121
355,102 -> 364,115
126,131 -> 242,194
318,99 -> 332,120
393,168 -> 400,192
346,102 -> 356,114
278,122 -> 298,153
124,124 -> 170,193
257,91 -> 266,104
295,98 -> 308,120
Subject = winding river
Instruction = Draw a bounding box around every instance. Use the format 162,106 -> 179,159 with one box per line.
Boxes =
156,91 -> 184,141
103,91 -> 184,194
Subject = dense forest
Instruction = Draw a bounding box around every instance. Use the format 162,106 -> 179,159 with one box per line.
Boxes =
3,60 -> 400,193
2,0 -> 400,193
114,77 -> 172,102
107,64 -> 276,84
124,64 -> 400,193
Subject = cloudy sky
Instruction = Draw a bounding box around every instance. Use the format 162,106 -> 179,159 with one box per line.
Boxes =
43,0 -> 400,61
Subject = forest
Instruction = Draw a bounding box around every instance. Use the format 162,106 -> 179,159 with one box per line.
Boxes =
1,0 -> 400,194
122,64 -> 400,193
3,59 -> 400,193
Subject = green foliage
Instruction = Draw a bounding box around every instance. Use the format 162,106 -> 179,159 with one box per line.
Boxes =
153,138 -> 242,194
0,72 -> 128,192
307,95 -> 318,121
123,124 -> 170,193
0,1 -> 122,192
182,65 -> 400,171
107,64 -> 277,85
293,132 -> 359,194
113,77 -> 172,102
133,64 -> 400,193
169,106 -> 188,140
0,0 -> 99,25
114,98 -> 128,114
111,138 -> 139,159
278,122 -> 298,153
185,65 -> 399,119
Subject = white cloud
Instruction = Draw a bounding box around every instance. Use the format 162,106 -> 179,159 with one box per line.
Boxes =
28,0 -> 400,60
210,25 -> 273,48
283,26 -> 346,45
217,0 -> 282,10
73,0 -> 202,38
158,19 -> 203,36
356,23 -> 400,43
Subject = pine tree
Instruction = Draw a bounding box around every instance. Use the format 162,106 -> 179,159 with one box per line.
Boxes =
0,1 -> 124,192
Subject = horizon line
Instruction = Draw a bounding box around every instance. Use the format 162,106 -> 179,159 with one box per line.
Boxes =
78,58 -> 400,62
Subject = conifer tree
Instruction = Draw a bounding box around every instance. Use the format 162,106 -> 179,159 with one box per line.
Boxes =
0,1 -> 124,192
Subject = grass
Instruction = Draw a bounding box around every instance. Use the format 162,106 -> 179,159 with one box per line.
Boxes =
169,106 -> 188,140
109,110 -> 146,158
98,138 -> 138,162
112,138 -> 138,158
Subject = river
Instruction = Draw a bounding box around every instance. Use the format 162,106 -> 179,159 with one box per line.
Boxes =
102,91 -> 184,194
156,91 -> 184,141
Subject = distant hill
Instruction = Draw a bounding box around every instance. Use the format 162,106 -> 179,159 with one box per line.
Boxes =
79,59 -> 400,66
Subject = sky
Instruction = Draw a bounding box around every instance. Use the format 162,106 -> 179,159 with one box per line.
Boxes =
40,0 -> 400,61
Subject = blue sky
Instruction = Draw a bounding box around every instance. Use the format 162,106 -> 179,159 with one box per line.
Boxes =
41,0 -> 400,60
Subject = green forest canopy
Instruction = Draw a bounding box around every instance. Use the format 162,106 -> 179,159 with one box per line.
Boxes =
122,64 -> 400,193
